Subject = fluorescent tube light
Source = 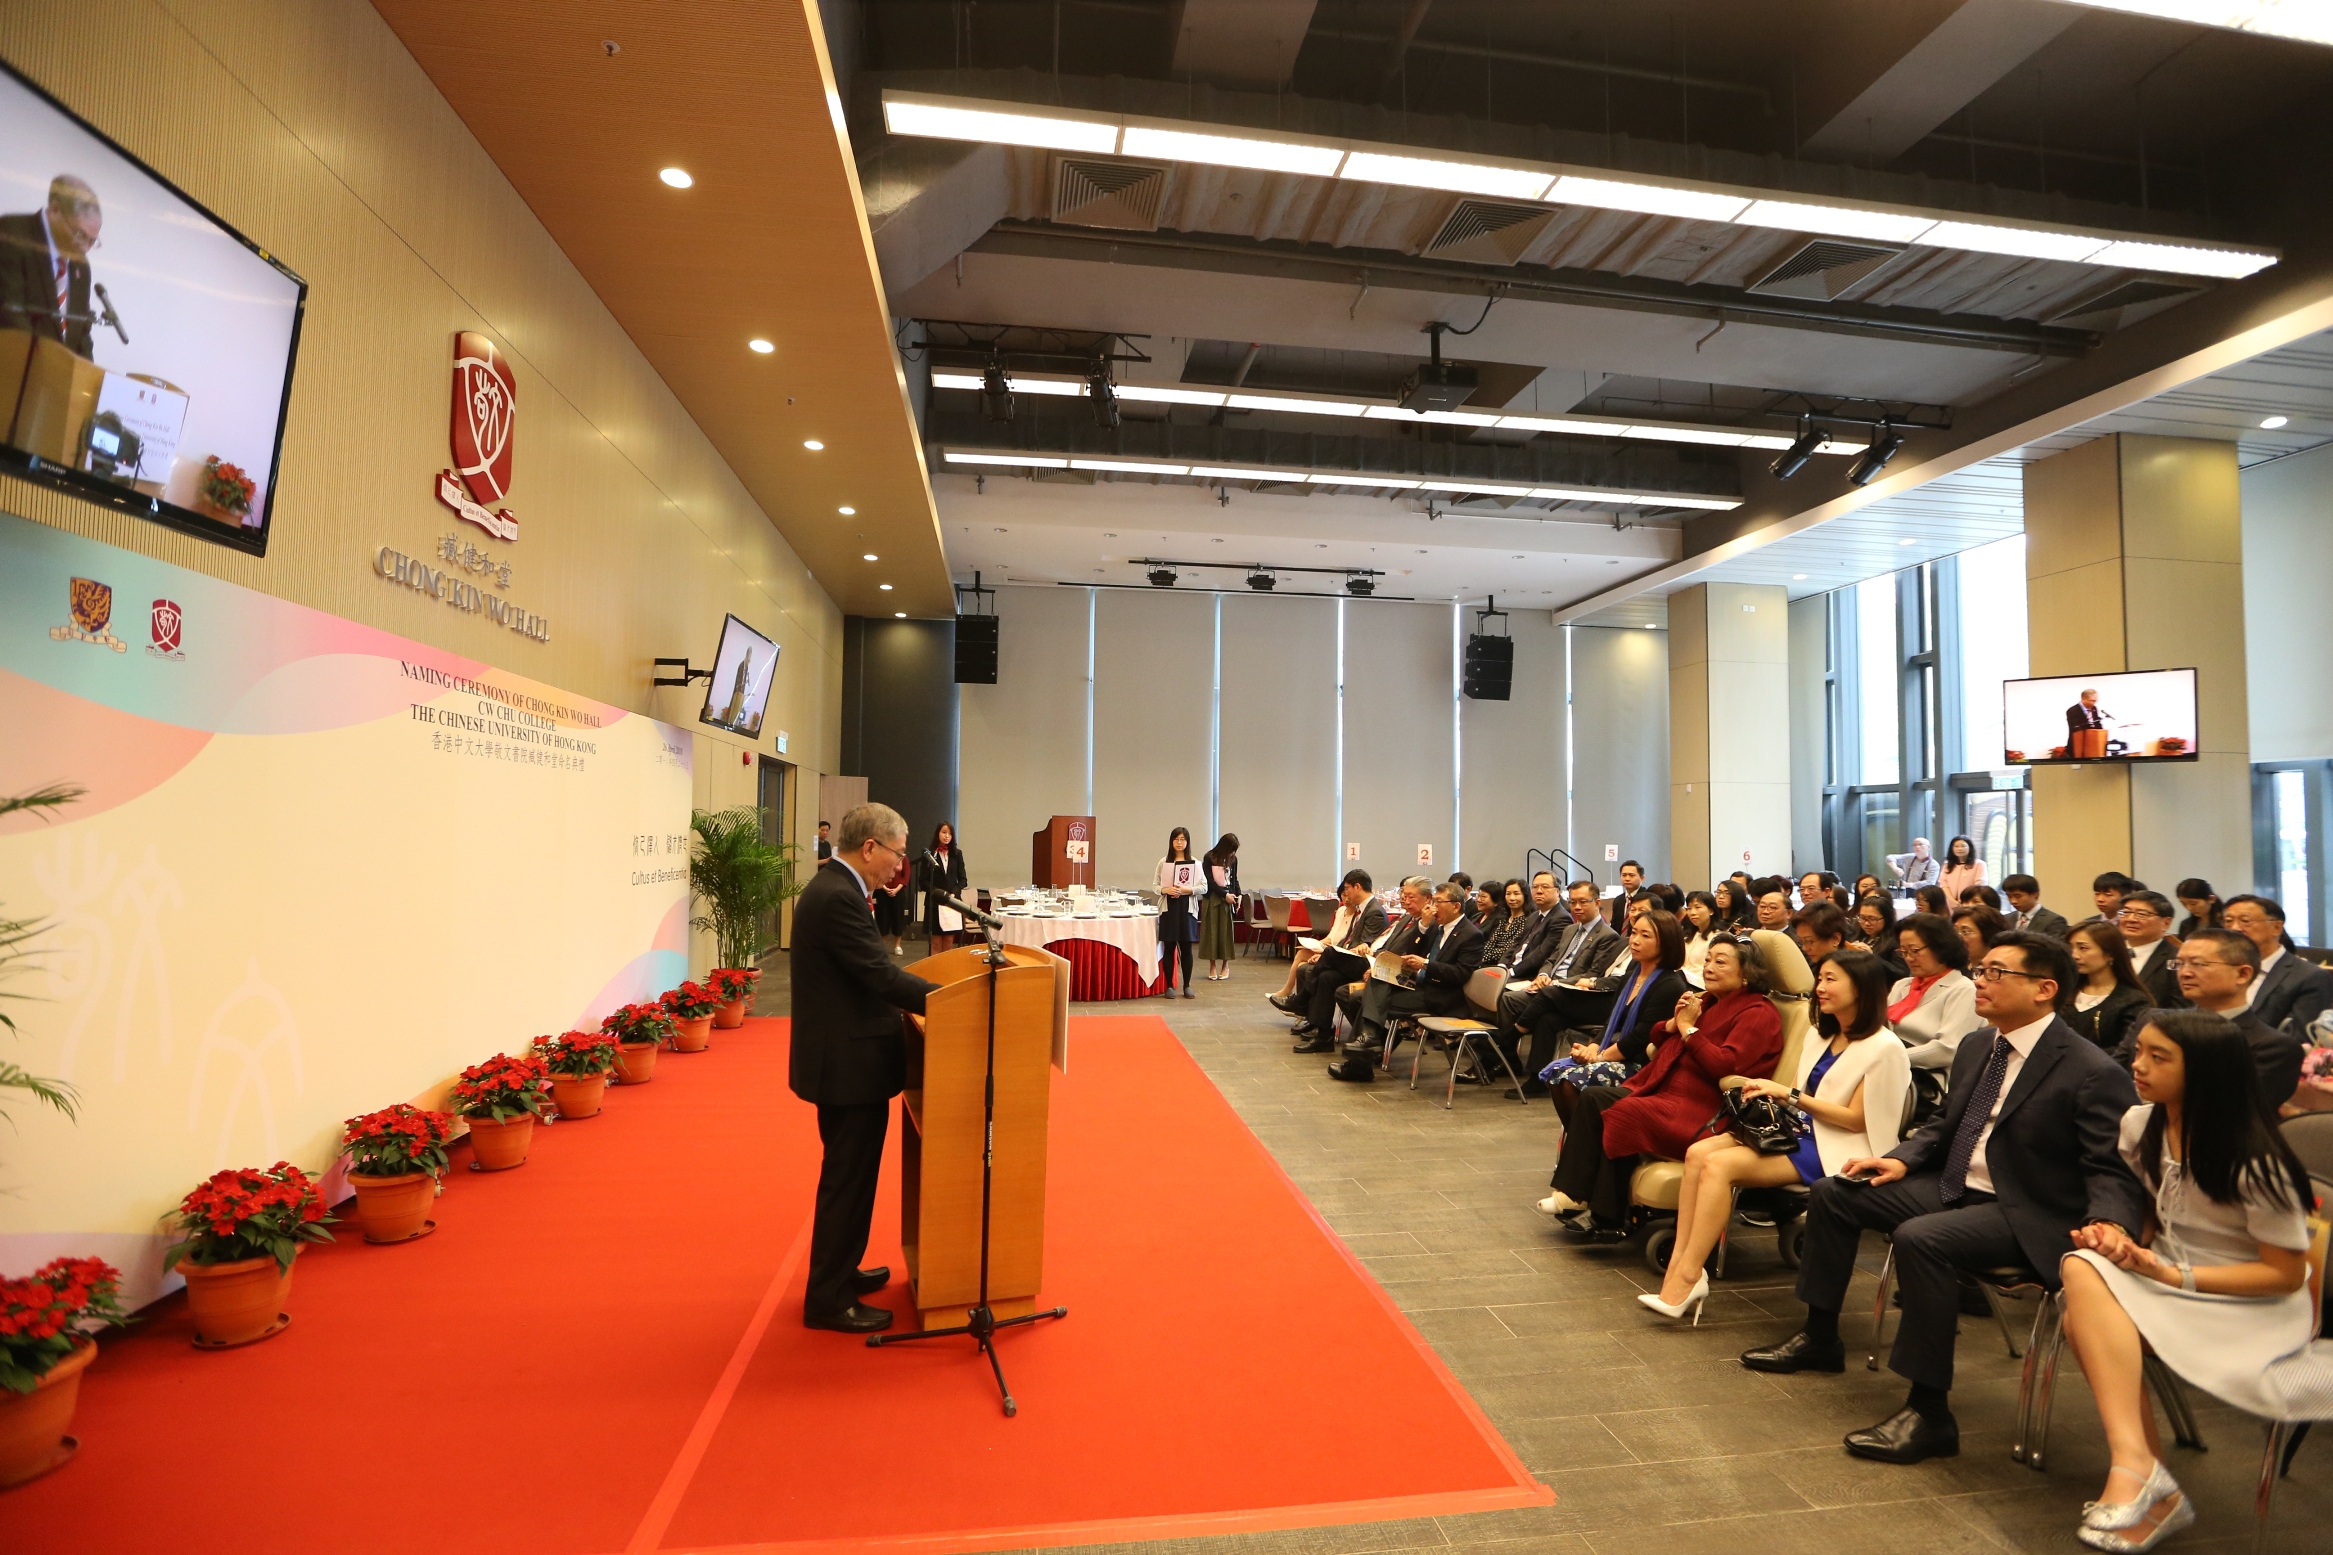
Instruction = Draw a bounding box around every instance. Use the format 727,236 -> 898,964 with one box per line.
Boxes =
1497,415 -> 1628,437
1116,385 -> 1230,406
1339,150 -> 1553,200
1738,199 -> 1936,246
2086,239 -> 2280,278
1416,480 -> 1536,497
883,97 -> 1118,155
1227,392 -> 1373,417
1120,124 -> 1345,176
1362,406 -> 1504,427
1622,424 -> 1756,447
1069,458 -> 1190,475
1305,473 -> 1422,488
1651,495 -> 1748,510
1550,175 -> 1751,223
1920,220 -> 2108,263
932,370 -> 1081,396
2069,3 -> 2333,47
1190,465 -> 1298,481
945,450 -> 1070,468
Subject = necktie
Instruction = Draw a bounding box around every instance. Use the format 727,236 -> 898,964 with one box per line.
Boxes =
865,892 -> 876,915
1553,925 -> 1584,979
1939,1035 -> 2014,1203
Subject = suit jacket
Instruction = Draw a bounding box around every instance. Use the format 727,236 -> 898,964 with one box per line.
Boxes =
2110,1006 -> 2303,1107
1603,967 -> 1690,1069
1603,988 -> 1783,1158
1604,886 -> 1651,930
1336,899 -> 1389,950
788,859 -> 939,1107
2253,951 -> 2333,1034
916,847 -> 970,934
2132,940 -> 2188,1011
2067,701 -> 2106,734
1415,915 -> 1485,992
2071,982 -> 2152,1058
2013,906 -> 2071,941
1887,1016 -> 2147,1278
1506,910 -> 1569,978
0,211 -> 92,359
1539,916 -> 1622,988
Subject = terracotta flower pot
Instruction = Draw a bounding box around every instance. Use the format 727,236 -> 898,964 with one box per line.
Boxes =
551,1073 -> 608,1118
671,1016 -> 714,1053
465,1113 -> 534,1170
714,996 -> 749,1030
613,1041 -> 659,1085
349,1169 -> 437,1243
0,1335 -> 96,1487
179,1253 -> 295,1348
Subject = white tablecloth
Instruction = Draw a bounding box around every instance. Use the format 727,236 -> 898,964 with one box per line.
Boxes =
995,911 -> 1161,974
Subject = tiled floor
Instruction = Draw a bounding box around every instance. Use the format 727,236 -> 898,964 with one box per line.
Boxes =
756,946 -> 2327,1555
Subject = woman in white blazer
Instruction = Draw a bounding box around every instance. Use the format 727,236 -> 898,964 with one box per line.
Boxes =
1885,912 -> 1982,1071
1640,947 -> 1910,1321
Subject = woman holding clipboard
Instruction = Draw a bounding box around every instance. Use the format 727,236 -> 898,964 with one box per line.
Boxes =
1155,826 -> 1200,998
917,822 -> 970,952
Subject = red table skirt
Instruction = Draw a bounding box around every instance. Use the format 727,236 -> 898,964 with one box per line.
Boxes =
1044,938 -> 1163,1001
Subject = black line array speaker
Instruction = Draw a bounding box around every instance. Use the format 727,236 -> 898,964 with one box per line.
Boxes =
954,614 -> 999,684
1462,633 -> 1513,700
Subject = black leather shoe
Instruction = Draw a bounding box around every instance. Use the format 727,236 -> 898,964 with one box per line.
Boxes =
1739,1332 -> 1847,1374
1267,993 -> 1300,1014
1326,1057 -> 1377,1082
803,1302 -> 894,1334
1561,1215 -> 1628,1243
852,1266 -> 890,1295
1843,1405 -> 1959,1464
1294,1034 -> 1336,1054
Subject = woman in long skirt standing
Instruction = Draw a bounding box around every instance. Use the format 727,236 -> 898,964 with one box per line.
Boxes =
1154,827 -> 1200,998
1198,833 -> 1241,982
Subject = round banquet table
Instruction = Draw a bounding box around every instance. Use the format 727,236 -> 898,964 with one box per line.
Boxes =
995,911 -> 1163,1001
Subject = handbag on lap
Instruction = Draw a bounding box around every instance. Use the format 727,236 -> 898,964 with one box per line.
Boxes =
1719,1087 -> 1803,1155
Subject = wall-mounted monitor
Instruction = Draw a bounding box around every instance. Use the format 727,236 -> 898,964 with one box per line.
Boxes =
700,614 -> 778,738
2002,669 -> 2198,765
0,59 -> 306,557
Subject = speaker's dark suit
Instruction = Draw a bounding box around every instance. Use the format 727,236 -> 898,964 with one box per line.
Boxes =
789,857 -> 939,1318
1791,1015 -> 2144,1391
0,212 -> 92,358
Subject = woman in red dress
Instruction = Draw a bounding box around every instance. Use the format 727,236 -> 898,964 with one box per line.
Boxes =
1544,934 -> 1787,1236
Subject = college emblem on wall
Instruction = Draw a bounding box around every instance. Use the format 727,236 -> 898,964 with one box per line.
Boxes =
436,330 -> 519,541
50,575 -> 127,651
147,598 -> 185,661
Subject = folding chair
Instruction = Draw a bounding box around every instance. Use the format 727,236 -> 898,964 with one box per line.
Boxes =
1412,967 -> 1526,1108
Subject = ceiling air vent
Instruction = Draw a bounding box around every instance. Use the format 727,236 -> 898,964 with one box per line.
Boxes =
2046,278 -> 2205,333
1420,200 -> 1556,266
1050,157 -> 1169,232
1748,239 -> 1903,301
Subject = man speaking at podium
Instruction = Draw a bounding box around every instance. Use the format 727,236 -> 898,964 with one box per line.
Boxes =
0,175 -> 103,359
790,802 -> 939,1333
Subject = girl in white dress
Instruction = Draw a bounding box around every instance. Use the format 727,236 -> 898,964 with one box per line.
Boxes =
2061,1010 -> 2320,1552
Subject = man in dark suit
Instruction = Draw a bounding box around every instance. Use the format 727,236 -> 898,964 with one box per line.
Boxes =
1499,879 -> 1626,1087
1329,882 -> 1483,1083
789,802 -> 940,1333
2225,895 -> 2332,1034
2066,689 -> 2108,736
1604,860 -> 1650,929
814,820 -> 833,861
1278,869 -> 1389,1050
1740,930 -> 2145,1465
0,176 -> 102,360
1325,876 -> 1430,1046
2116,890 -> 2188,1011
2000,874 -> 2068,939
2163,928 -> 2304,1106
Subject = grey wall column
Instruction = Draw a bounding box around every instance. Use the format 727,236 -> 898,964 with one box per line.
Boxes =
840,615 -> 961,854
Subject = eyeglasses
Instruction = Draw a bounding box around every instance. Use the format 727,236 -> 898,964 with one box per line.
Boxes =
2115,906 -> 2165,920
2163,956 -> 2235,973
866,838 -> 907,858
1972,963 -> 2049,983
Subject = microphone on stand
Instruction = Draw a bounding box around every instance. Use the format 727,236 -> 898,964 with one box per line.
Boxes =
92,284 -> 127,346
941,895 -> 1003,930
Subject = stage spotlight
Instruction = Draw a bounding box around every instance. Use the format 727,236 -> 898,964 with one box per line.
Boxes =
1345,573 -> 1375,597
1845,421 -> 1904,487
1088,361 -> 1120,430
1246,568 -> 1276,591
1769,418 -> 1826,480
981,355 -> 1015,423
1148,566 -> 1178,587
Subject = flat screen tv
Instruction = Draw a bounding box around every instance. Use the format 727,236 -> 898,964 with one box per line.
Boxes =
2002,669 -> 2198,765
700,614 -> 778,738
0,59 -> 306,557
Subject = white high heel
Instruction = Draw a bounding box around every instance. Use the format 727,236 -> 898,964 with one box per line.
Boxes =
2078,1483 -> 2192,1552
2080,1460 -> 2187,1540
1536,1191 -> 1587,1217
1636,1271 -> 1709,1324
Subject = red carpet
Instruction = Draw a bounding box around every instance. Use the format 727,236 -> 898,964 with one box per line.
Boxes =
6,1016 -> 1545,1555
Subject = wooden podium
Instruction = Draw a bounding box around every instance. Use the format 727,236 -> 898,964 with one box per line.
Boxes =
1031,814 -> 1095,888
897,942 -> 1069,1330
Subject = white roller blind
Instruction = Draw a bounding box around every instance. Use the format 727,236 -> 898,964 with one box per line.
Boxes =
1093,588 -> 1215,887
1461,609 -> 1566,888
1219,592 -> 1337,889
1572,625 -> 1671,884
957,586 -> 1091,889
1342,601 -> 1456,887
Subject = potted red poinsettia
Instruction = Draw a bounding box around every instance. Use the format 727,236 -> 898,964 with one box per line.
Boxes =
602,1003 -> 671,1085
708,965 -> 758,1029
342,1103 -> 454,1244
532,1031 -> 616,1118
0,1257 -> 127,1486
661,980 -> 720,1052
162,1162 -> 334,1348
450,1052 -> 552,1170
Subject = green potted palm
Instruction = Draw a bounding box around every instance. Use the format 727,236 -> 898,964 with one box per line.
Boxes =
688,807 -> 800,990
2,784 -> 83,1129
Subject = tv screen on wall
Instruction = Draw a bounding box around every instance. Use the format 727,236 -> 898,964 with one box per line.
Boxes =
700,614 -> 778,738
2002,669 -> 2199,765
0,59 -> 306,557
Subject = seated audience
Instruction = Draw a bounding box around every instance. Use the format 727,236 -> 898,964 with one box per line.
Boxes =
1318,876 -> 1432,1052
1740,932 -> 2145,1468
1328,882 -> 1483,1082
1540,934 -> 1784,1237
1605,859 -> 1652,928
1857,894 -> 1907,980
1916,884 -> 1950,917
1480,878 -> 1531,964
2115,890 -> 2186,1009
1793,902 -> 1849,969
2166,927 -> 2304,1106
1957,883 -> 2003,911
1681,891 -> 1720,986
1754,881 -> 1795,931
1938,835 -> 1986,903
2222,894 -> 2333,1034
1951,903 -> 2008,962
2089,871 -> 2138,925
1887,838 -> 1941,890
2066,920 -> 2151,1057
1536,909 -> 1688,1118
1710,879 -> 1752,931
1889,913 -> 1982,1071
1798,871 -> 1838,911
1272,870 -> 1388,1041
1853,872 -> 1886,905
1468,881 -> 1500,931
1648,881 -> 1686,915
1498,880 -> 1629,1087
1641,947 -> 1910,1320
2002,873 -> 2069,939
2173,877 -> 2222,938
2059,1011 -> 2317,1552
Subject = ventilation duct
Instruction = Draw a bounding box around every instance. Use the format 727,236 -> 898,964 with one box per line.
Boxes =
1748,239 -> 1902,302
1050,157 -> 1170,232
2046,278 -> 2205,333
1419,199 -> 1556,266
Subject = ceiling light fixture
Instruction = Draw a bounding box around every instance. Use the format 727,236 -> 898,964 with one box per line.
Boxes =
659,167 -> 693,189
1846,421 -> 1906,486
1549,174 -> 1750,223
881,95 -> 1119,153
2066,3 -> 2333,47
1339,149 -> 1552,200
879,583 -> 894,590
1793,573 -> 1810,581
862,553 -> 878,561
748,338 -> 774,354
1068,457 -> 1191,475
2085,239 -> 2277,279
1148,566 -> 1178,588
1770,420 -> 1827,480
838,505 -> 855,515
1086,360 -> 1119,430
1738,198 -> 1934,246
1120,124 -> 1344,176
1114,384 -> 1229,407
802,440 -> 823,451
1918,219 -> 2106,264
939,448 -> 1741,509
944,450 -> 1069,468
981,356 -> 1015,423
1246,568 -> 1277,591
895,612 -> 907,618
2261,414 -> 2291,429
1345,573 -> 1376,597
1899,537 -> 1919,546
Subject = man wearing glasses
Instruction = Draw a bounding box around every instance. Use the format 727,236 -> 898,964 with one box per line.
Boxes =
790,802 -> 939,1333
2115,890 -> 2187,1010
1741,931 -> 2143,1467
2166,928 -> 2303,1106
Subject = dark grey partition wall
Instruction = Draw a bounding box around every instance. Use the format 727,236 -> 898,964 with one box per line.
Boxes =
840,616 -> 961,855
1461,609 -> 1568,888
1570,624 -> 1672,886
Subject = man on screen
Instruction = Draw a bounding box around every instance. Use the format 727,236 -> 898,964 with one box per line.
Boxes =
2065,688 -> 2109,736
0,175 -> 102,359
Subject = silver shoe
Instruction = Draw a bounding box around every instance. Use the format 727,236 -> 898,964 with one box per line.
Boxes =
2077,1487 -> 2192,1552
2081,1460 -> 2183,1535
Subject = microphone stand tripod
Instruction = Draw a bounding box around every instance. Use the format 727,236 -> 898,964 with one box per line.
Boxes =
867,920 -> 1066,1415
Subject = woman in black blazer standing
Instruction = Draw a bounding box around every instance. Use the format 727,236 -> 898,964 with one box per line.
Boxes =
917,822 -> 970,952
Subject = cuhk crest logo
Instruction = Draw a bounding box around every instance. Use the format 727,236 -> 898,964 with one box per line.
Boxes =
436,330 -> 519,542
49,576 -> 125,652
148,598 -> 184,661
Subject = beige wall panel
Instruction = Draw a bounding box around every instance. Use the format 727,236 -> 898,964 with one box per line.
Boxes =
2133,753 -> 2253,897
1706,583 -> 1790,664
1706,660 -> 1791,786
2024,437 -> 2125,584
1573,625 -> 1670,883
1667,584 -> 1709,670
2123,560 -> 2247,754
2120,436 -> 2242,564
2242,441 -> 2333,764
1671,784 -> 1711,897
2025,561 -> 2127,676
1342,601 -> 1457,886
1710,782 -> 1795,883
1219,593 -> 1338,889
1093,589 -> 1215,888
1668,663 -> 1713,786
957,587 -> 1091,888
2032,765 -> 2132,904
